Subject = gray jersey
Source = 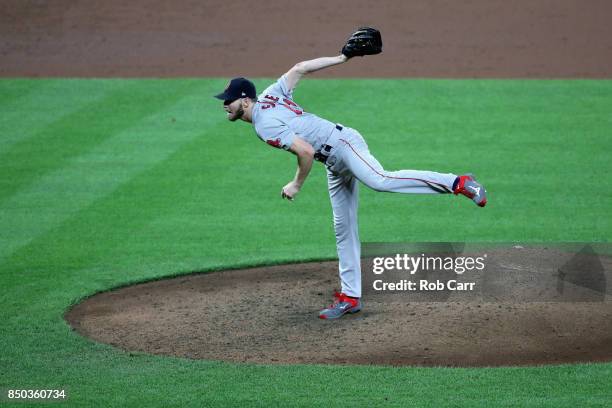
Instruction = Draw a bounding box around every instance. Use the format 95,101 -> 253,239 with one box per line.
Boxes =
251,75 -> 336,151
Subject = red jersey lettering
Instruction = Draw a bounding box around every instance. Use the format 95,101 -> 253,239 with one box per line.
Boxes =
266,138 -> 282,148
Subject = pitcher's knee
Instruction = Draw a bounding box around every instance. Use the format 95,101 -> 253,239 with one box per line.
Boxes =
361,174 -> 390,192
333,214 -> 352,230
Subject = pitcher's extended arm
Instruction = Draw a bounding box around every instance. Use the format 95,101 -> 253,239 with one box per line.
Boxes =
283,55 -> 348,92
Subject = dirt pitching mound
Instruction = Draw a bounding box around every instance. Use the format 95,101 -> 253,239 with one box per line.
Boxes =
66,247 -> 612,367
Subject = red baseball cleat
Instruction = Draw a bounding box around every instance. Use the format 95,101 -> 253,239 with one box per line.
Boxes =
318,291 -> 362,319
454,173 -> 487,207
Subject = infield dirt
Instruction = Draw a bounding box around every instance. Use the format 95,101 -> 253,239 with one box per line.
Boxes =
2,0 -> 612,78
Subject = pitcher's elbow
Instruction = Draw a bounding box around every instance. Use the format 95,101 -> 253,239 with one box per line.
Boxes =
294,62 -> 309,75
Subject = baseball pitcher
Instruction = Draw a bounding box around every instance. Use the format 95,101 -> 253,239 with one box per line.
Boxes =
214,28 -> 487,319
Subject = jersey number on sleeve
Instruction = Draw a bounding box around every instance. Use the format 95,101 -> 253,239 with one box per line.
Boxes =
260,95 -> 303,115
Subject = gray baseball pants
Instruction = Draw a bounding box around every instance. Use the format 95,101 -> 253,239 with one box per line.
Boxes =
324,126 -> 457,298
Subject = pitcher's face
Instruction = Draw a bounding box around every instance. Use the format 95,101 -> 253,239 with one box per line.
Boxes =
223,98 -> 244,122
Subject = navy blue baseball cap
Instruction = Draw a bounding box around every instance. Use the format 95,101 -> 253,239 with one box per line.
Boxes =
214,77 -> 256,101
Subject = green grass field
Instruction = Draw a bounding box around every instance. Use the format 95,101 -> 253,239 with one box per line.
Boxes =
1,78 -> 611,407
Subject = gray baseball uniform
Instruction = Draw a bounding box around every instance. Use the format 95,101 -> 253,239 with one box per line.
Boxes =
252,75 -> 457,298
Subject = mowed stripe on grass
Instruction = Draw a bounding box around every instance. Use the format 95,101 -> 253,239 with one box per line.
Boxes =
0,79 -> 224,263
0,80 -> 116,152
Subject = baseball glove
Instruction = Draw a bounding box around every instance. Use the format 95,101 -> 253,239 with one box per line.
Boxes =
341,27 -> 383,59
